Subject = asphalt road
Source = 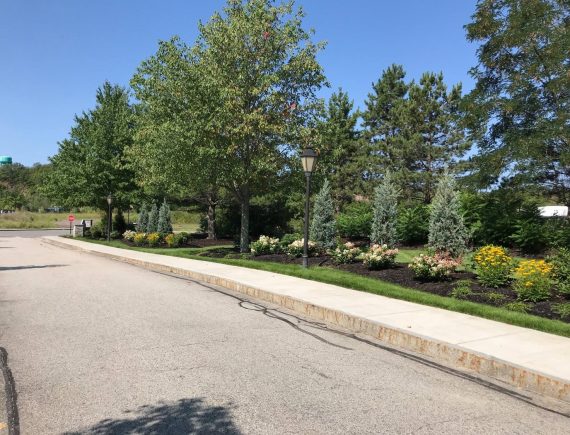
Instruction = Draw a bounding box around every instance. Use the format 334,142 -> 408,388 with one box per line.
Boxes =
0,229 -> 68,238
1,237 -> 569,434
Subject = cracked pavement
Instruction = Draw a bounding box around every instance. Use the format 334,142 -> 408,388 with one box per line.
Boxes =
0,236 -> 569,434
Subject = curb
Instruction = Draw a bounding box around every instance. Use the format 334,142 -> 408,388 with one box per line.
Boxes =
43,237 -> 570,404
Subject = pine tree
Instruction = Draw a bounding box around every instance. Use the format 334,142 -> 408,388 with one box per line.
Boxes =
318,89 -> 363,208
147,203 -> 159,233
362,64 -> 409,195
404,72 -> 469,203
370,172 -> 398,246
137,203 -> 149,233
310,179 -> 337,249
157,200 -> 173,234
428,173 -> 468,257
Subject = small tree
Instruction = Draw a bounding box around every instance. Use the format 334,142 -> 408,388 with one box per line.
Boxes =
147,203 -> 159,233
370,172 -> 399,246
310,179 -> 337,249
113,210 -> 127,235
428,173 -> 468,257
157,200 -> 173,234
137,203 -> 149,233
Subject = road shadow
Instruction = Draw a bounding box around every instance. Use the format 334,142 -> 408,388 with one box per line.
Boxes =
0,264 -> 68,271
65,398 -> 241,435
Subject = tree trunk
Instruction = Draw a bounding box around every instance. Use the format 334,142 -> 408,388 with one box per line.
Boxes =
239,184 -> 250,253
207,200 -> 216,240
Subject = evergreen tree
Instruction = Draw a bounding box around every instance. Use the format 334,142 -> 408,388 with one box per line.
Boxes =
318,89 -> 363,208
137,203 -> 149,233
157,200 -> 173,234
370,172 -> 399,246
113,210 -> 127,235
428,173 -> 468,257
362,64 -> 409,194
404,72 -> 469,203
147,203 -> 159,233
310,179 -> 337,249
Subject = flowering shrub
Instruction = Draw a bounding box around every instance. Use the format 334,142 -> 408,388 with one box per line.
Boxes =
133,233 -> 147,246
409,253 -> 461,281
123,230 -> 137,241
473,245 -> 512,287
250,235 -> 281,256
513,259 -> 553,302
363,244 -> 398,270
287,239 -> 318,257
331,242 -> 362,264
146,232 -> 161,247
164,233 -> 176,247
548,248 -> 570,296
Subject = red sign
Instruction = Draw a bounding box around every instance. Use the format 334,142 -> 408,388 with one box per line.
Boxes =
68,214 -> 75,222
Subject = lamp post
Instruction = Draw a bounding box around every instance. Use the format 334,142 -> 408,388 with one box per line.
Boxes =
107,193 -> 113,242
301,148 -> 318,268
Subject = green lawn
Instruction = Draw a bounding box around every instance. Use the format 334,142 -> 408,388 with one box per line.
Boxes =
76,238 -> 570,338
0,209 -> 201,231
0,211 -> 100,229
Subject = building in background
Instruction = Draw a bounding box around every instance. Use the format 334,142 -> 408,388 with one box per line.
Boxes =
0,156 -> 12,166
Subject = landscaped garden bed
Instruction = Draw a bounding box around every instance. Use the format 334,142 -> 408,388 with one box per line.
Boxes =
196,247 -> 570,323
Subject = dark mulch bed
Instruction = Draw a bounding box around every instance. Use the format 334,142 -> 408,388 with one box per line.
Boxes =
188,238 -> 234,248
245,252 -> 569,323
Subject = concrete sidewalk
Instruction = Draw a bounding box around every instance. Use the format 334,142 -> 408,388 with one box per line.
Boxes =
42,236 -> 570,403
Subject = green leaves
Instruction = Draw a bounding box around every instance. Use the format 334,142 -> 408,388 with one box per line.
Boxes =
45,83 -> 137,211
465,0 -> 570,203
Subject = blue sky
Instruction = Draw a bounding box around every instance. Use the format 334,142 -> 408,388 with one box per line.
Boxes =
0,0 -> 478,166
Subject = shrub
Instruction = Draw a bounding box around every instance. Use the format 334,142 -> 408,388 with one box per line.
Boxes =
331,242 -> 362,264
137,203 -> 149,233
428,174 -> 468,257
397,204 -> 429,245
370,171 -> 398,246
164,233 -> 176,247
552,303 -> 570,320
544,218 -> 570,249
287,239 -> 318,258
123,230 -> 137,241
146,232 -> 161,247
110,230 -> 121,240
548,248 -> 570,296
280,233 -> 302,247
503,301 -> 531,313
89,221 -> 105,239
409,253 -> 461,281
113,210 -> 127,235
513,259 -> 553,302
363,244 -> 399,270
250,235 -> 281,256
133,233 -> 147,246
337,202 -> 372,239
511,218 -> 546,254
147,203 -> 159,233
157,200 -> 173,234
473,245 -> 513,288
451,280 -> 472,299
175,232 -> 190,247
310,180 -> 337,250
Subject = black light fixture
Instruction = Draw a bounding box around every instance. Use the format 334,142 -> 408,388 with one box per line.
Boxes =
107,193 -> 113,242
301,148 -> 318,268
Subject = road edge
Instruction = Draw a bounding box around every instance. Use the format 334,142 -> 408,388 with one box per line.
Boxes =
42,236 -> 570,405
0,348 -> 19,435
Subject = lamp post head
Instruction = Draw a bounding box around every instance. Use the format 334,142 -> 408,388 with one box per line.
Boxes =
301,148 -> 318,175
107,194 -> 113,206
